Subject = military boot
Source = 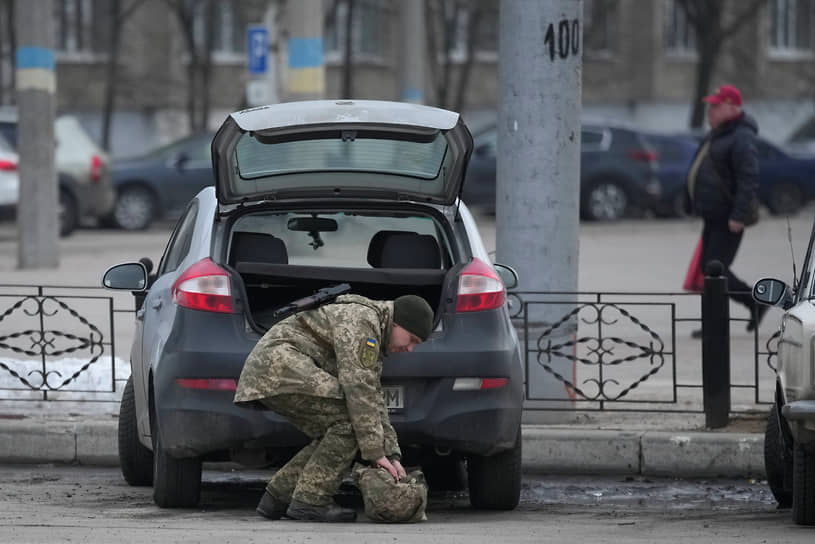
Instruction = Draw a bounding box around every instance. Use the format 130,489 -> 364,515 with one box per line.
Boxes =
256,490 -> 289,520
286,498 -> 357,522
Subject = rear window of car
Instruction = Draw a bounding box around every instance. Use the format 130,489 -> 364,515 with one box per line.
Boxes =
230,211 -> 447,269
234,130 -> 448,180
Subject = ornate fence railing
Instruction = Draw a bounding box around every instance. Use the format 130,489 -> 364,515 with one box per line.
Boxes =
0,284 -> 133,402
0,285 -> 779,413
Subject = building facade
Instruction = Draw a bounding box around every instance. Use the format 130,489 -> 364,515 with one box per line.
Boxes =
0,0 -> 813,157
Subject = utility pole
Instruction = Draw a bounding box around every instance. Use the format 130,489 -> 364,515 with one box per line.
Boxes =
285,0 -> 324,101
399,0 -> 425,103
496,0 -> 582,417
15,0 -> 58,268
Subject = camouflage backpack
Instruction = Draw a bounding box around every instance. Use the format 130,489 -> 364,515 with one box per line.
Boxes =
353,465 -> 428,523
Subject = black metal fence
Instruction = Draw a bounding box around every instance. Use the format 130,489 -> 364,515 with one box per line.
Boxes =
0,283 -> 779,415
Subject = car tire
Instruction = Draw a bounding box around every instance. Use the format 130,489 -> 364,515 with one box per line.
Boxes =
152,415 -> 202,508
118,376 -> 153,486
467,427 -> 522,510
768,183 -> 803,216
582,179 -> 629,221
792,442 -> 815,525
59,189 -> 79,237
112,186 -> 155,231
764,403 -> 792,507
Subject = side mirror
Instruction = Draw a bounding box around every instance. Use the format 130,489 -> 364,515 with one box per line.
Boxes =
493,263 -> 518,290
752,277 -> 793,310
102,262 -> 148,291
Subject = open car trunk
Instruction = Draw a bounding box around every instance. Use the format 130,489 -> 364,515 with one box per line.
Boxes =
222,206 -> 460,332
234,262 -> 454,331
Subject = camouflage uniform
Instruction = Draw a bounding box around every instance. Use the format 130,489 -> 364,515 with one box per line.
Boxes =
234,294 -> 401,506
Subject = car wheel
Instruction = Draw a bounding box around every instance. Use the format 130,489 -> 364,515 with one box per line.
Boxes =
58,189 -> 78,237
118,376 -> 153,486
152,413 -> 202,508
792,442 -> 815,525
583,180 -> 628,221
112,186 -> 155,230
467,426 -> 522,510
768,183 -> 803,216
764,403 -> 792,507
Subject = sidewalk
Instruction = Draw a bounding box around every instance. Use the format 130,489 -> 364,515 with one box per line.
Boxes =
0,403 -> 767,479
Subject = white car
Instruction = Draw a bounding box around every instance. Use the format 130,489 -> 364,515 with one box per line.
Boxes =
754,219 -> 815,525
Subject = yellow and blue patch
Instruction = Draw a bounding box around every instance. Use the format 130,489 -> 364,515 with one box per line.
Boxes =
359,337 -> 379,368
366,338 -> 376,348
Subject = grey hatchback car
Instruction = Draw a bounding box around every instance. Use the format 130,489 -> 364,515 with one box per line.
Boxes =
103,100 -> 524,511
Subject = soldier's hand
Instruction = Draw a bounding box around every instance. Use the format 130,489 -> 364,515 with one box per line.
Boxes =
374,456 -> 399,481
392,459 -> 407,479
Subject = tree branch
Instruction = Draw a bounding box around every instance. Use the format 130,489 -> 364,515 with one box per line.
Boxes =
722,0 -> 767,39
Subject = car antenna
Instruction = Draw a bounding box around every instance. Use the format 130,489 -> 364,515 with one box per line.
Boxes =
787,216 -> 799,292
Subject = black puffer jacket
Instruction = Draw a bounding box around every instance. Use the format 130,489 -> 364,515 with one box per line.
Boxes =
690,113 -> 759,223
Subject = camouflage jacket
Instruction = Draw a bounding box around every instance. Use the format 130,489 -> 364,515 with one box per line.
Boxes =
234,294 -> 400,461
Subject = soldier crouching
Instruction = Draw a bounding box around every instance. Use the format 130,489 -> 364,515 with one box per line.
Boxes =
233,294 -> 434,522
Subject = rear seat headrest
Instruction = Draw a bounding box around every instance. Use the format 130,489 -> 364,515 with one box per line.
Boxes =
229,232 -> 288,266
367,230 -> 441,269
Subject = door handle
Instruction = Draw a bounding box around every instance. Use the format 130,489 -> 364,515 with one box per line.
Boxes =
150,299 -> 163,310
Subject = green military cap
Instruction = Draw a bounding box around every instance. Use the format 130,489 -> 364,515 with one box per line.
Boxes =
392,295 -> 434,341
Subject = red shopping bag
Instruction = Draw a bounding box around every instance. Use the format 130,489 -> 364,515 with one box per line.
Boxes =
682,237 -> 704,293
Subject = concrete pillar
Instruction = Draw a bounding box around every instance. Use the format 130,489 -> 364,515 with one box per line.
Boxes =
15,0 -> 58,268
285,0 -> 324,101
496,0 -> 582,416
399,0 -> 426,103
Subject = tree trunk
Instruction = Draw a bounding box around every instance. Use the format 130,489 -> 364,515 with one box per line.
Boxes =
198,0 -> 216,131
6,0 -> 15,105
101,0 -> 122,151
690,35 -> 721,129
341,0 -> 354,98
453,2 -> 482,113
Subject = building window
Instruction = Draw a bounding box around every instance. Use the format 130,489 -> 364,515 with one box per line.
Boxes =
584,0 -> 617,56
425,0 -> 497,63
770,0 -> 812,54
324,0 -> 391,62
193,0 -> 248,60
53,0 -> 109,59
663,0 -> 696,55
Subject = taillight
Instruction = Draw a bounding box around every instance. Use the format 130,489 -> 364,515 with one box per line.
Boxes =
90,155 -> 103,183
452,377 -> 509,391
0,159 -> 16,171
628,149 -> 656,162
171,258 -> 234,313
456,258 -> 506,312
176,378 -> 237,391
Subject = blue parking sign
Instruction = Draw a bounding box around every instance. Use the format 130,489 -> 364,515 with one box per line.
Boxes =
247,25 -> 268,75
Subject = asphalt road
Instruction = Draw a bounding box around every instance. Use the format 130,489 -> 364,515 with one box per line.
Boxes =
0,465 -> 807,543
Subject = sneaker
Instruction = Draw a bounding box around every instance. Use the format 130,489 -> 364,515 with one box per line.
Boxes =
746,304 -> 769,332
256,491 -> 289,520
286,498 -> 357,522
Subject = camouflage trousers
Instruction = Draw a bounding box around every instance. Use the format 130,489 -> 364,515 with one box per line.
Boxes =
261,393 -> 359,506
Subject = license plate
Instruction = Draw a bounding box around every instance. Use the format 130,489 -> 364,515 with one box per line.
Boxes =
383,386 -> 404,411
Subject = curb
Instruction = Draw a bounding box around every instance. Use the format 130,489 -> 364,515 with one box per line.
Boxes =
0,420 -> 766,479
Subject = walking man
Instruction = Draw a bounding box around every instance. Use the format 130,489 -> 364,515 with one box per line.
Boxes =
687,84 -> 765,336
234,293 -> 434,522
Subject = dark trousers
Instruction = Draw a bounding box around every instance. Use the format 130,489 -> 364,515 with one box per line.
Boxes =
700,220 -> 753,309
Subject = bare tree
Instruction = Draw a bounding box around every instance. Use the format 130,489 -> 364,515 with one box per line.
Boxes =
100,0 -> 147,151
677,0 -> 767,129
0,0 -> 15,105
165,0 -> 216,132
425,0 -> 489,111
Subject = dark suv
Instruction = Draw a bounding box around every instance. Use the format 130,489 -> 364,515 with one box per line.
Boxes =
463,123 -> 661,220
103,100 -> 524,511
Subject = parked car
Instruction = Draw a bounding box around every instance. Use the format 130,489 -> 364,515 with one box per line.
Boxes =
0,134 -> 18,213
652,133 -> 815,218
461,123 -> 662,220
0,108 -> 114,235
753,217 -> 815,525
107,132 -> 215,230
102,100 -> 524,511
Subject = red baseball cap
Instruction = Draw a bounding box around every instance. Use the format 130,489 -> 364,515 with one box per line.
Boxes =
703,85 -> 742,106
